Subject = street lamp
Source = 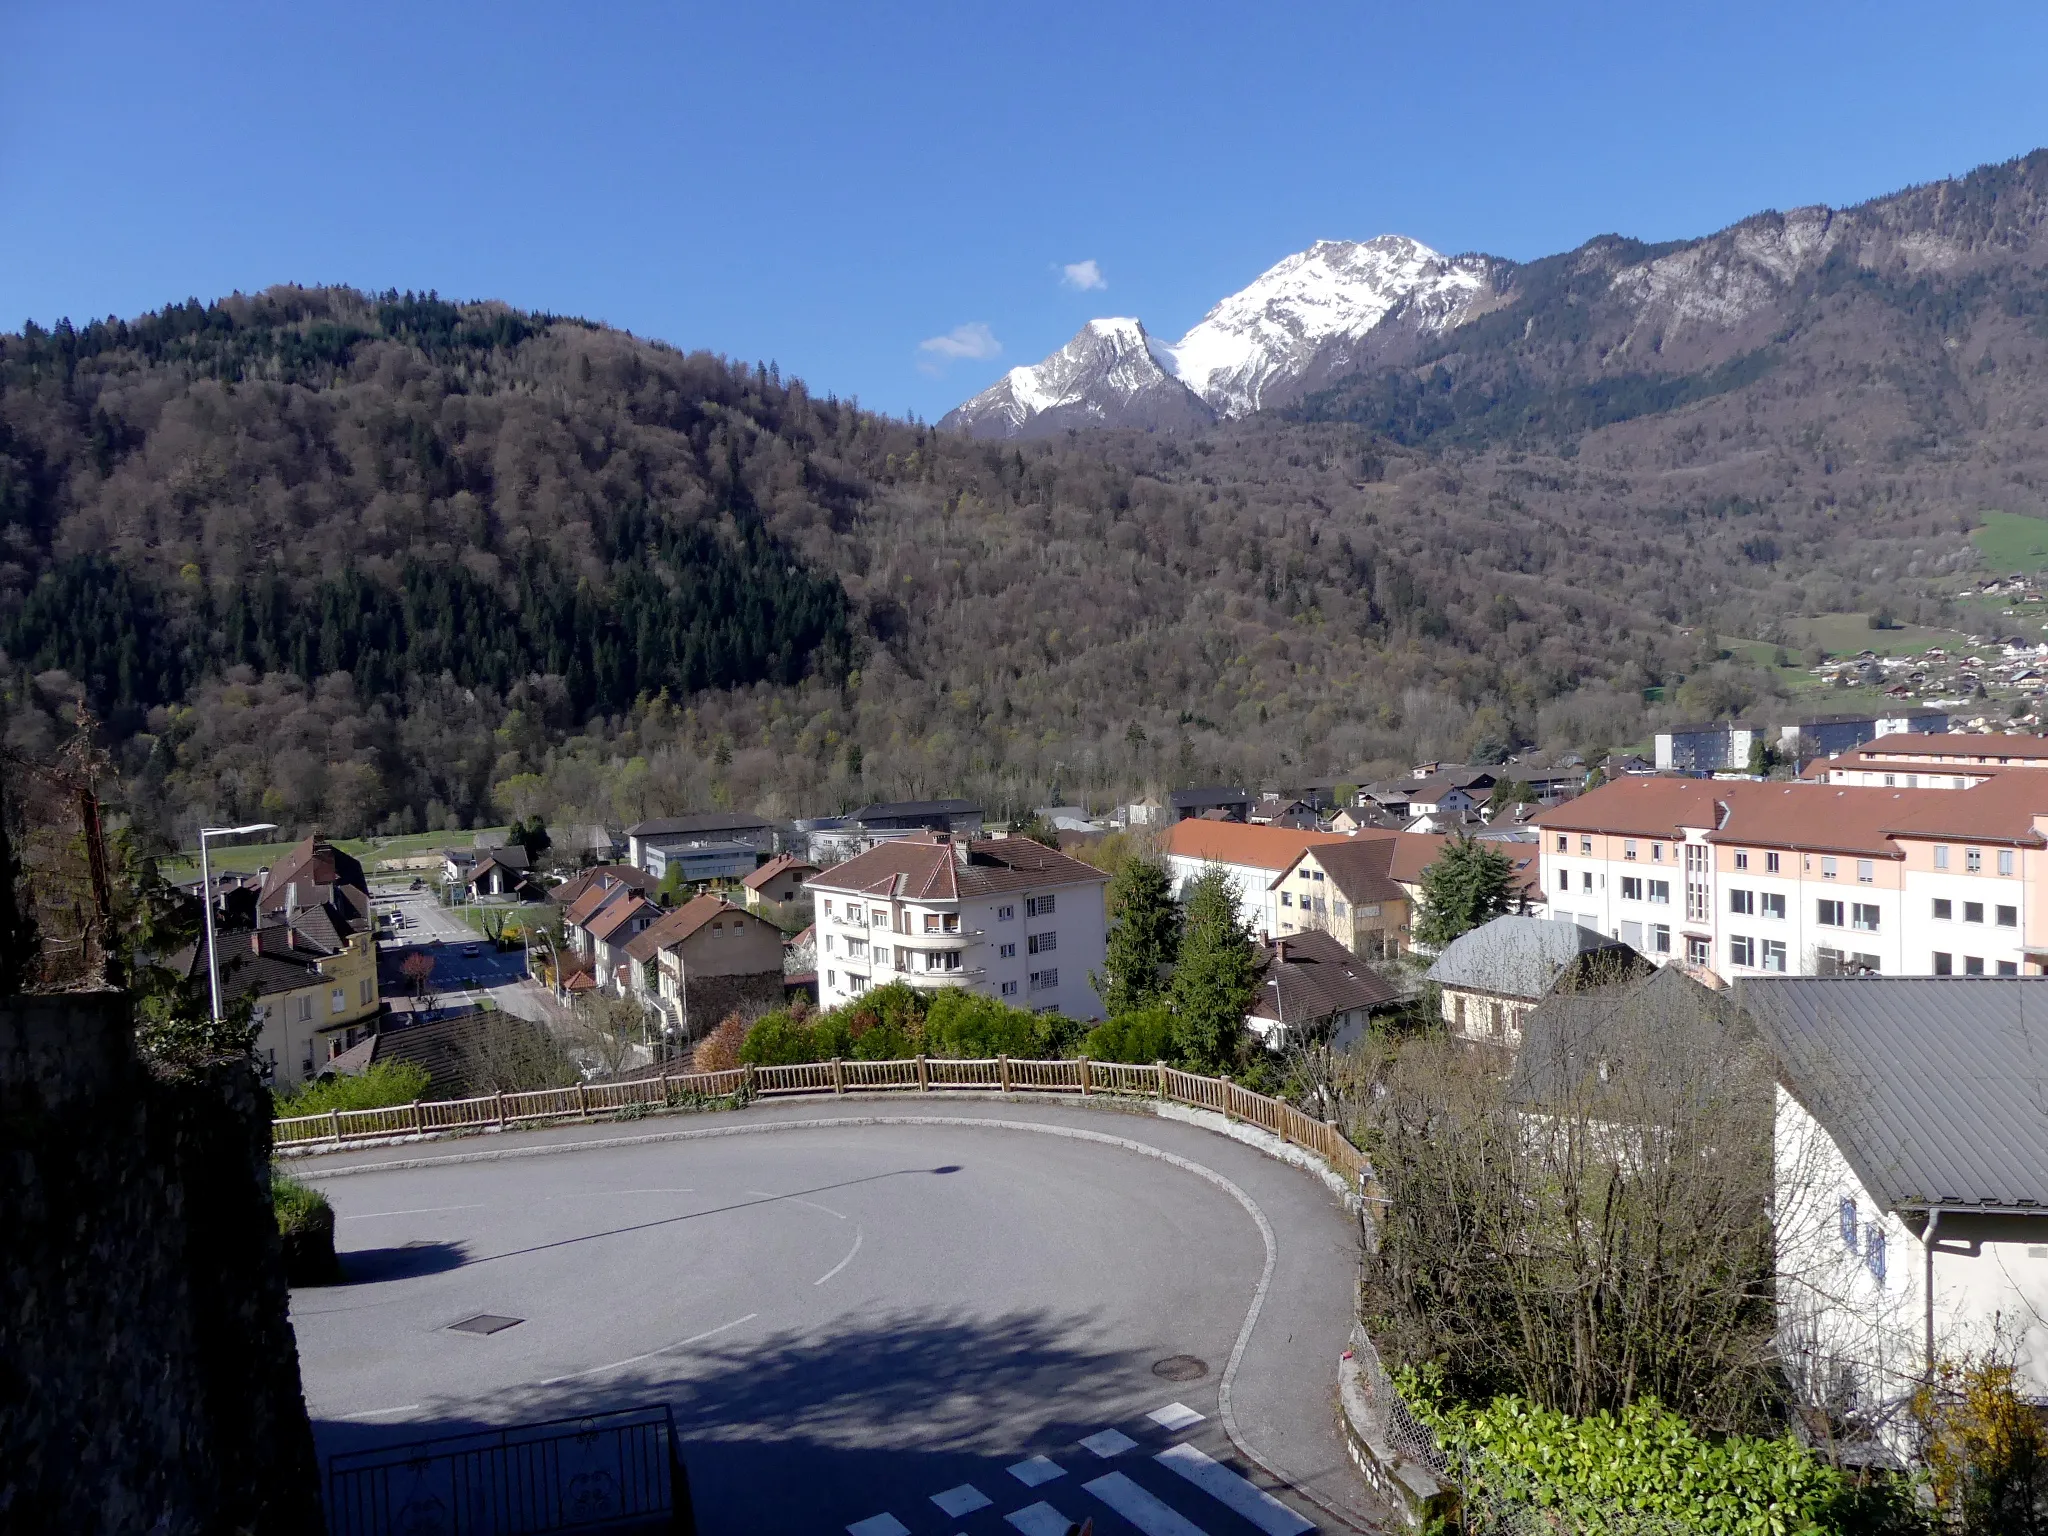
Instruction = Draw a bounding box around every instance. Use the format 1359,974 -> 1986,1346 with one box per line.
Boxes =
199,823 -> 278,1022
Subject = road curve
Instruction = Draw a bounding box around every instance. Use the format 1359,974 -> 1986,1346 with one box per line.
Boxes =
293,1094 -> 1384,1534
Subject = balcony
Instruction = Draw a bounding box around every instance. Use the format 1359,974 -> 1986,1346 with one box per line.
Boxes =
887,928 -> 982,952
899,966 -> 987,990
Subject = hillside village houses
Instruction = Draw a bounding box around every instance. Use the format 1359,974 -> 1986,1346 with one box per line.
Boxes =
806,831 -> 1109,1019
621,894 -> 786,1037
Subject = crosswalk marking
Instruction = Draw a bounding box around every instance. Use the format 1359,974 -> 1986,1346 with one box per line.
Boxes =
845,1515 -> 910,1536
1156,1442 -> 1315,1536
1007,1454 -> 1065,1487
931,1483 -> 992,1516
1149,1401 -> 1206,1431
1005,1500 -> 1075,1536
1085,1470 -> 1211,1536
1079,1427 -> 1138,1458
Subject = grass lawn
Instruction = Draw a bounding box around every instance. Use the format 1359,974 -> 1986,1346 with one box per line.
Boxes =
162,825 -> 511,882
1972,511 -> 2048,573
1780,613 -> 1970,659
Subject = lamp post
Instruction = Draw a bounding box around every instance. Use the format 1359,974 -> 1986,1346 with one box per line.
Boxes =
198,822 -> 278,1022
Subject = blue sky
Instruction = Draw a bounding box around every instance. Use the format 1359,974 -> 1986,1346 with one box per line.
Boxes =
6,2 -> 2048,421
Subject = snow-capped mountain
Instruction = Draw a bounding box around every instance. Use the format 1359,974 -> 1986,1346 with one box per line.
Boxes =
940,317 -> 1215,438
942,236 -> 1499,438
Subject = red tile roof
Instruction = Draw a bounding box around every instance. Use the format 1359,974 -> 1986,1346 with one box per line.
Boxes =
622,895 -> 770,964
807,832 -> 1107,902
585,894 -> 654,944
1161,820 -> 1358,874
740,853 -> 817,892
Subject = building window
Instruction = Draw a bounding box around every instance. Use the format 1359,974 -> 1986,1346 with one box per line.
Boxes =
927,951 -> 961,972
1281,891 -> 1294,907
1622,876 -> 1643,901
1027,932 -> 1057,954
1999,960 -> 2019,976
1933,898 -> 1952,920
826,969 -> 837,987
1856,860 -> 1874,884
1733,850 -> 1749,870
1334,901 -> 1347,917
2000,849 -> 2017,877
1729,935 -> 1755,968
1933,952 -> 1952,975
1965,902 -> 1985,924
1686,935 -> 1710,966
1852,904 -> 1880,933
1821,857 -> 1838,879
1581,872 -> 1593,892
1555,833 -> 1568,852
1028,968 -> 1058,991
1026,894 -> 1056,917
1853,952 -> 1881,975
823,899 -> 834,918
998,905 -> 1015,921
1580,836 -> 1592,855
1651,924 -> 1671,955
924,912 -> 941,933
1728,889 -> 1754,915
1652,844 -> 1664,863
1840,1197 -> 1858,1250
999,942 -> 1016,958
847,938 -> 868,959
1761,940 -> 1787,972
1998,905 -> 2018,928
894,946 -> 911,970
871,908 -> 888,926
297,996 -> 312,1022
1760,893 -> 1786,919
1000,980 -> 1018,997
1648,880 -> 1670,904
1966,956 -> 1985,976
359,977 -> 373,1005
1757,851 -> 1775,873
1934,845 -> 1950,870
1967,848 -> 1983,873
1624,840 -> 1638,861
1866,1228 -> 1887,1286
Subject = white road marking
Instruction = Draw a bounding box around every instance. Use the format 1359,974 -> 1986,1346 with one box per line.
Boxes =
846,1515 -> 910,1536
813,1228 -> 864,1285
1080,1427 -> 1138,1458
336,1403 -> 422,1420
1084,1471 -> 1211,1536
930,1483 -> 992,1516
1155,1443 -> 1314,1536
747,1188 -> 847,1219
1007,1454 -> 1065,1487
1149,1402 -> 1206,1431
535,1312 -> 757,1385
339,1205 -> 485,1220
547,1188 -> 696,1198
1005,1502 -> 1074,1536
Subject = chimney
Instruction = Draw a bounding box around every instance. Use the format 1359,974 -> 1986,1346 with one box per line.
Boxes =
287,881 -> 299,924
955,838 -> 970,867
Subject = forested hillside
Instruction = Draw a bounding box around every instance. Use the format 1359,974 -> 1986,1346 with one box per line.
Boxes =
0,217 -> 2037,842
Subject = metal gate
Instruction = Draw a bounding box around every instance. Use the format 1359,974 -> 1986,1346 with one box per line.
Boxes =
326,1405 -> 690,1536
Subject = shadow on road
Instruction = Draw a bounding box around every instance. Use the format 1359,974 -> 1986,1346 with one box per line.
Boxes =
329,1241 -> 472,1285
313,1308 -> 1167,1533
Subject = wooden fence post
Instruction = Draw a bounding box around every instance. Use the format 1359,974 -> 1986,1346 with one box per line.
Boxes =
1156,1061 -> 1166,1101
1221,1077 -> 1235,1124
411,1100 -> 423,1134
998,1054 -> 1011,1093
329,1109 -> 342,1144
831,1057 -> 845,1094
575,1083 -> 589,1119
1079,1057 -> 1091,1096
494,1091 -> 507,1127
916,1054 -> 929,1092
743,1063 -> 756,1097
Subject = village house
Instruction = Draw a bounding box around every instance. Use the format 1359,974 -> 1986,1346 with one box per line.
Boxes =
1742,976 -> 2048,1462
806,832 -> 1109,1019
622,894 -> 786,1039
1425,914 -> 1647,1048
1168,786 -> 1254,823
1246,930 -> 1399,1049
740,853 -> 818,910
1160,820 -> 1354,933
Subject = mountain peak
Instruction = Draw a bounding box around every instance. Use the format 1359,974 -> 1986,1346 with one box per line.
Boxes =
939,316 -> 1212,439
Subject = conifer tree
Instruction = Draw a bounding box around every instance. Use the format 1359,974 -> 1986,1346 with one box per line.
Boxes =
1413,835 -> 1517,950
1096,856 -> 1178,1017
1169,868 -> 1256,1071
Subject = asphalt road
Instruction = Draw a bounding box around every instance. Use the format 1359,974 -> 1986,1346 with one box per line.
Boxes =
292,1097 -> 1383,1535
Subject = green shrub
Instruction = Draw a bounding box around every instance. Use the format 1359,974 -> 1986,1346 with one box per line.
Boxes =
1400,1371 -> 1928,1535
271,1169 -> 332,1236
924,989 -> 1040,1056
1082,1006 -> 1176,1064
737,1011 -> 819,1066
272,1059 -> 431,1118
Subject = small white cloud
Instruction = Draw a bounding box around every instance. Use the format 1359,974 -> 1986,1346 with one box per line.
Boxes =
917,321 -> 1001,374
1061,259 -> 1107,291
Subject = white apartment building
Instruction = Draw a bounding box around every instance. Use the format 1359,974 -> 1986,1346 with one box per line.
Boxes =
1533,772 -> 2048,983
806,832 -> 1109,1019
1814,730 -> 2048,789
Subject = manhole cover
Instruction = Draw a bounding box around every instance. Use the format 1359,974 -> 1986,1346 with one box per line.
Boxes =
1151,1355 -> 1208,1382
448,1314 -> 523,1336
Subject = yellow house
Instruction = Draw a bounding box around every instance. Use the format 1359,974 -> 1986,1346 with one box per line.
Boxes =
219,927 -> 382,1086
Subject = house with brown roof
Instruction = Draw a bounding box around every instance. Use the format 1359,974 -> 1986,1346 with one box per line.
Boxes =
621,894 -> 786,1038
806,832 -> 1109,1019
1247,930 -> 1400,1049
550,864 -> 657,909
740,854 -> 818,911
1160,820 -> 1356,932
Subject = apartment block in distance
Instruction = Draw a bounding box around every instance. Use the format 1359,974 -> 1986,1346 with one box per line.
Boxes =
807,832 -> 1109,1019
1533,771 -> 2048,982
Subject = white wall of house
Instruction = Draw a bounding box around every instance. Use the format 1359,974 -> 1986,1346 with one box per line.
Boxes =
1163,855 -> 1276,936
1776,1086 -> 2048,1461
812,882 -> 1108,1021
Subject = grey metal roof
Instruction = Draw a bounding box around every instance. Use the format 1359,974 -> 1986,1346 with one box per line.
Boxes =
1510,964 -> 1743,1107
1424,914 -> 1638,1001
1737,976 -> 2048,1211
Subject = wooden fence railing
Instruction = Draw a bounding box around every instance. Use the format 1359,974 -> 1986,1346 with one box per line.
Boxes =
273,1056 -> 1374,1186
